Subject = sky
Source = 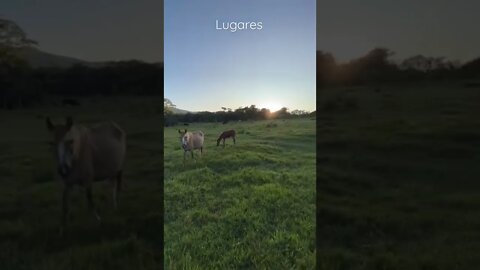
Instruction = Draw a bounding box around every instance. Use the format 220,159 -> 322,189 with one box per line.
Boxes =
1,1 -> 478,64
164,0 -> 316,112
1,0 -> 479,103
0,0 -> 163,62
318,0 -> 480,63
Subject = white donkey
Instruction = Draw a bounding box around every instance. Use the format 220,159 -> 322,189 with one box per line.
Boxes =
178,129 -> 204,165
46,116 -> 126,235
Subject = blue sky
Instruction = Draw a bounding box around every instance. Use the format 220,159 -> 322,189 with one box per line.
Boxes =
3,0 -> 477,111
164,0 -> 316,112
2,0 -> 479,65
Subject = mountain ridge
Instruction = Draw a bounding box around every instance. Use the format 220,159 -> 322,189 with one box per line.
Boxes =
17,47 -> 161,68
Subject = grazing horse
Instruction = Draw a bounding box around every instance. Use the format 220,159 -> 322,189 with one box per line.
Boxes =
46,116 -> 126,235
217,129 -> 236,148
178,129 -> 204,165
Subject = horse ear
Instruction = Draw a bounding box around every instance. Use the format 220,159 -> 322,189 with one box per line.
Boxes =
66,116 -> 73,130
178,129 -> 181,134
184,129 -> 187,133
46,117 -> 54,131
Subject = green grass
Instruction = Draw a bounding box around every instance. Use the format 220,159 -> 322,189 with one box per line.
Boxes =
4,82 -> 477,269
0,97 -> 163,270
317,82 -> 480,269
164,119 -> 316,269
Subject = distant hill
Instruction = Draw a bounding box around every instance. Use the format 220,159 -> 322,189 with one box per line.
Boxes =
16,47 -> 97,68
16,47 -> 161,69
171,107 -> 190,114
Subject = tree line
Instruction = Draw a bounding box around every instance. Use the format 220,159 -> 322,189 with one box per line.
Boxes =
0,60 -> 163,109
317,48 -> 480,87
3,18 -> 480,111
164,100 -> 315,126
1,18 -> 163,109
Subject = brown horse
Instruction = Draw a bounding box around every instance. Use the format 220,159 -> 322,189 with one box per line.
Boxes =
46,116 -> 126,235
217,130 -> 236,147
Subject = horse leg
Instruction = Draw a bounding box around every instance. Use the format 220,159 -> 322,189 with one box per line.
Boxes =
113,171 -> 122,210
191,150 -> 195,163
112,179 -> 118,210
86,186 -> 101,222
183,151 -> 186,166
233,136 -> 236,144
117,171 -> 123,191
59,184 -> 71,236
223,138 -> 226,148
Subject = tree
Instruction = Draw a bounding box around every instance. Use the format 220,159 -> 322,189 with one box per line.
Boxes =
246,105 -> 259,120
401,55 -> 431,72
164,98 -> 176,115
0,18 -> 37,66
317,50 -> 336,86
362,48 -> 395,68
401,55 -> 454,72
349,48 -> 398,83
291,109 -> 309,116
0,19 -> 37,47
0,18 -> 37,109
275,107 -> 289,118
461,57 -> 480,78
259,108 -> 271,120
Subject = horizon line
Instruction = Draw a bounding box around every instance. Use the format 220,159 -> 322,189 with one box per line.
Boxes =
170,107 -> 316,113
24,46 -> 480,65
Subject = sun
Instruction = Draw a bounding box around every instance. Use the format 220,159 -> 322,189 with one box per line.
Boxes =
260,102 -> 283,112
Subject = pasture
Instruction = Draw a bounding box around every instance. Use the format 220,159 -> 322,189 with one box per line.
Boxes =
164,119 -> 316,268
317,82 -> 480,269
2,82 -> 477,269
0,97 -> 163,269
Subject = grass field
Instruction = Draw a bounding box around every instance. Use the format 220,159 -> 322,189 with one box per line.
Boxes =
164,119 -> 316,269
2,82 -> 479,270
0,97 -> 163,269
317,82 -> 480,269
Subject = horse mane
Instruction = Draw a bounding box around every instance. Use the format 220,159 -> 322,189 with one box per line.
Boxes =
65,125 -> 92,160
110,122 -> 124,141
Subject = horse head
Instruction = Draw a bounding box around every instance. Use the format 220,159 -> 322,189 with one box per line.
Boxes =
46,116 -> 75,178
178,129 -> 190,150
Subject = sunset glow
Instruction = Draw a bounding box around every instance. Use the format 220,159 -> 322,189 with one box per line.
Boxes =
259,102 -> 283,112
